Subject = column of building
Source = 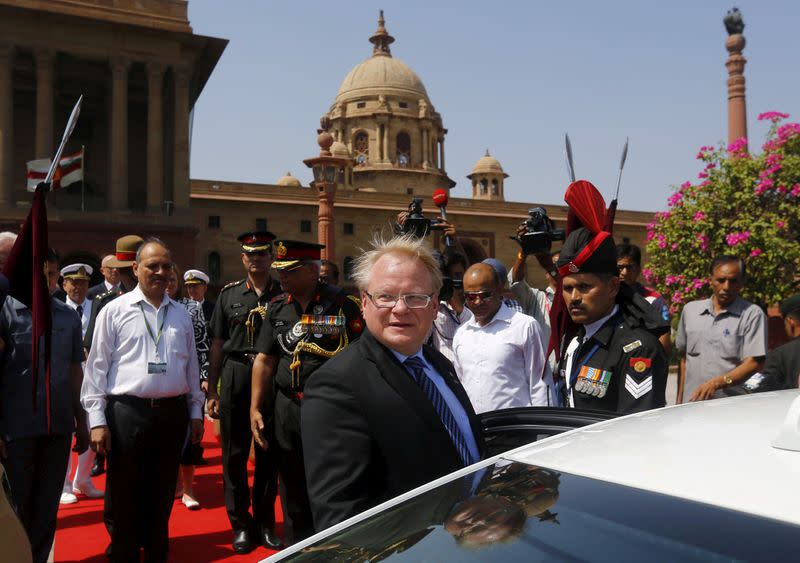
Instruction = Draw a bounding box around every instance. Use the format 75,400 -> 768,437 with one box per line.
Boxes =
0,45 -> 13,206
34,49 -> 54,159
146,63 -> 164,211
173,66 -> 191,210
109,57 -> 129,212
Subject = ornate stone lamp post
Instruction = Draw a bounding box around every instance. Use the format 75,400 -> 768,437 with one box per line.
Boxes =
304,117 -> 348,262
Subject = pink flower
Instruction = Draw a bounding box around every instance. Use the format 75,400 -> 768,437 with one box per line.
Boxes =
693,211 -> 706,221
725,231 -> 750,246
791,184 -> 800,197
680,181 -> 692,190
696,233 -> 709,251
671,291 -> 684,304
690,278 -> 706,291
776,220 -> 786,229
646,230 -> 655,242
758,111 -> 790,122
642,268 -> 654,283
697,171 -> 708,179
750,248 -> 763,257
667,191 -> 684,207
727,137 -> 748,153
671,243 -> 678,250
657,235 -> 667,249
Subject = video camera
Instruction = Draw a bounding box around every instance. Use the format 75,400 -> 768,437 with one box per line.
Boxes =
401,198 -> 444,239
514,207 -> 565,255
439,276 -> 462,303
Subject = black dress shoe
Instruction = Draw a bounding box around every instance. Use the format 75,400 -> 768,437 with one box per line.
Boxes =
261,528 -> 283,550
91,454 -> 105,477
232,530 -> 255,554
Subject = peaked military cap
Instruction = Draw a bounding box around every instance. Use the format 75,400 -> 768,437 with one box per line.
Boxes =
60,263 -> 93,280
238,230 -> 276,253
184,269 -> 210,285
271,240 -> 325,270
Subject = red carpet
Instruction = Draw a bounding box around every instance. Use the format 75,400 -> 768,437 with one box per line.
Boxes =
55,419 -> 282,562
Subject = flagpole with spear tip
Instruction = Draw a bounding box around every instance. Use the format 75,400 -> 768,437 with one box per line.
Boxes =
3,94 -> 83,432
43,94 -> 83,190
604,137 -> 629,232
565,133 -> 576,183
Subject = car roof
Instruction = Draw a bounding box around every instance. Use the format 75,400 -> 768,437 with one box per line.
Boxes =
505,389 -> 800,525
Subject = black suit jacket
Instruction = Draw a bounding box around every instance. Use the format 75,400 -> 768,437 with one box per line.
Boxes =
201,300 -> 215,325
301,329 -> 485,533
87,282 -> 109,300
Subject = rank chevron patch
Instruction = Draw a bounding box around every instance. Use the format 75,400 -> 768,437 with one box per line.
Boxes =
624,373 -> 653,399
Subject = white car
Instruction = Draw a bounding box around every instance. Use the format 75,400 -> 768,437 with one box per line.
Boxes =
267,390 -> 800,562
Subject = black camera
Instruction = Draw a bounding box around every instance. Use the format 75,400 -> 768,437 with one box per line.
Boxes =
514,207 -> 565,255
401,198 -> 442,239
439,277 -> 462,303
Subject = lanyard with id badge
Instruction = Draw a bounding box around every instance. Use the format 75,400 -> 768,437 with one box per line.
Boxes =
140,303 -> 169,375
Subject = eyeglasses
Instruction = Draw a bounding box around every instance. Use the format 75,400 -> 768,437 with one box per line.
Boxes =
464,290 -> 495,302
365,291 -> 433,309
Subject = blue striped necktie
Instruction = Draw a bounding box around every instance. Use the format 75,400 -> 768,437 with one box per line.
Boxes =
403,356 -> 475,467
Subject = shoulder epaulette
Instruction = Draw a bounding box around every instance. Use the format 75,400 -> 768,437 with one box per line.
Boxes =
97,289 -> 121,302
345,294 -> 362,308
219,279 -> 245,293
270,292 -> 288,303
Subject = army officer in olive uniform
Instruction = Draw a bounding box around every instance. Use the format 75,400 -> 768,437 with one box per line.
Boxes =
250,240 -> 364,544
206,231 -> 284,554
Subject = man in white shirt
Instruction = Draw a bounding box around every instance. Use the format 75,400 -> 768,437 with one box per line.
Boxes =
87,254 -> 122,300
82,238 -> 204,562
453,263 -> 549,414
59,263 -> 104,504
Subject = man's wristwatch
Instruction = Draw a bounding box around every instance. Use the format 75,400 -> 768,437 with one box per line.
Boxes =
517,250 -> 526,260
722,374 -> 733,386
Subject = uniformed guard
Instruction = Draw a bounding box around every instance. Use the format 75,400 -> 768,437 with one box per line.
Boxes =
205,231 -> 284,554
553,180 -> 669,413
250,240 -> 364,544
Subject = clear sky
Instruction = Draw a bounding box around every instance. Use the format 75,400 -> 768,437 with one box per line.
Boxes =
187,0 -> 800,212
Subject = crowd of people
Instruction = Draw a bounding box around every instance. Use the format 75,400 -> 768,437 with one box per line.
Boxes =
0,179 -> 798,562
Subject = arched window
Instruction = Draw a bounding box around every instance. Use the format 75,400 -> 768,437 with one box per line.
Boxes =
480,179 -> 488,195
354,132 -> 369,165
343,256 -> 355,281
208,251 -> 221,284
396,132 -> 411,167
491,179 -> 499,195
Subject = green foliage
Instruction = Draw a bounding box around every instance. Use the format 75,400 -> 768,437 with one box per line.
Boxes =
644,112 -> 800,316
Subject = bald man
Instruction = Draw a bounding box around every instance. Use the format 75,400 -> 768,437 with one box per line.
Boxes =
87,255 -> 122,300
452,263 -> 551,414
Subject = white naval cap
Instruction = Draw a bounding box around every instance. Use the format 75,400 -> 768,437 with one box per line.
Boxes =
60,263 -> 93,280
183,269 -> 210,285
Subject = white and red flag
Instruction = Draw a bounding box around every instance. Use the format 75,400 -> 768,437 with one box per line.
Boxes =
26,148 -> 84,191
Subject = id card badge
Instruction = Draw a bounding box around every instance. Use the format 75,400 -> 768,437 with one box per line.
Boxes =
148,361 -> 168,375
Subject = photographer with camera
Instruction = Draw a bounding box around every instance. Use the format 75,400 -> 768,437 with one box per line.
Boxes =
427,249 -> 472,363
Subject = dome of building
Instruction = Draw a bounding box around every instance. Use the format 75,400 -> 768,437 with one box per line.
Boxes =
334,11 -> 430,105
276,171 -> 302,187
468,150 -> 508,178
330,140 -> 351,159
336,57 -> 429,104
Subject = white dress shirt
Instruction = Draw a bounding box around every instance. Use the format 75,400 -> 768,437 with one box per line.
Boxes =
428,301 -> 473,363
564,305 -> 619,407
452,302 -> 549,414
81,285 -> 203,427
65,296 -> 92,338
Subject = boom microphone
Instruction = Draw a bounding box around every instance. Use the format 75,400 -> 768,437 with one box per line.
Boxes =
432,189 -> 454,247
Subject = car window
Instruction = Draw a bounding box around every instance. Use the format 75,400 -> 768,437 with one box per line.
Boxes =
284,460 -> 796,561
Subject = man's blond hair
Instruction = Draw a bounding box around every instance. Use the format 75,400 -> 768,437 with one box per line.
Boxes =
351,234 -> 443,293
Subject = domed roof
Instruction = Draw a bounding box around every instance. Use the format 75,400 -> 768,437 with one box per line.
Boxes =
468,150 -> 509,178
276,171 -> 302,187
330,140 -> 351,159
335,12 -> 430,104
